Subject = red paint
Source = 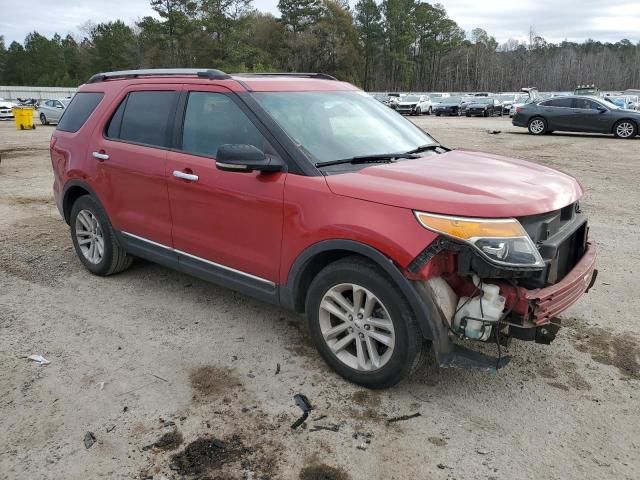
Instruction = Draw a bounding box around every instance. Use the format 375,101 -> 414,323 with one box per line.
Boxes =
51,73 -> 594,325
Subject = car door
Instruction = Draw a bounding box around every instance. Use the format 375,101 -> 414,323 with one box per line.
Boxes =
543,98 -> 575,130
572,98 -> 612,133
166,87 -> 286,295
88,85 -> 178,251
50,100 -> 65,122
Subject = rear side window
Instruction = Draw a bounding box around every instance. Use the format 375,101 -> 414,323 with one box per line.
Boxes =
57,92 -> 104,133
546,98 -> 574,108
106,91 -> 176,148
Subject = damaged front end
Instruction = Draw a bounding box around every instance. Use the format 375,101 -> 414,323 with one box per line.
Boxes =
408,202 -> 598,370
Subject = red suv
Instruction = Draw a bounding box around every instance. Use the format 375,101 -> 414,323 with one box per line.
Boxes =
51,69 -> 597,388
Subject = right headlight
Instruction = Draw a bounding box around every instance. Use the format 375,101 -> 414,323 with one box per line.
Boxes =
415,212 -> 544,268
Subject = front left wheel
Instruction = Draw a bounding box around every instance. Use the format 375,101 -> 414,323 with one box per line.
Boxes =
306,257 -> 424,389
70,195 -> 133,276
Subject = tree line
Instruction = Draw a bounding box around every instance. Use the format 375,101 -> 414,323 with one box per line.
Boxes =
0,0 -> 639,92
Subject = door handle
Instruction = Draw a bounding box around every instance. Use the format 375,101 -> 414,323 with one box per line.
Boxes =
173,170 -> 199,182
92,151 -> 109,161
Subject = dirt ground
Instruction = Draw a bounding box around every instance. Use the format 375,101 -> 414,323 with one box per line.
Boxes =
1,115 -> 639,480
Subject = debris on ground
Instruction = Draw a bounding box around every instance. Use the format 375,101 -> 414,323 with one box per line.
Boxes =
105,424 -> 116,433
143,430 -> 184,451
27,354 -> 50,366
169,436 -> 240,476
310,423 -> 340,432
353,432 -> 373,450
487,129 -> 501,134
476,448 -> 490,455
291,393 -> 313,429
83,432 -> 96,449
386,412 -> 421,424
98,381 -> 105,390
275,363 -> 281,375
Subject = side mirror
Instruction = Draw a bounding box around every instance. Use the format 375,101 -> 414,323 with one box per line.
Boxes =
216,144 -> 283,173
597,107 -> 607,113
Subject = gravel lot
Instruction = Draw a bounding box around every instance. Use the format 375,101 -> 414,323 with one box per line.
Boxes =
1,116 -> 638,480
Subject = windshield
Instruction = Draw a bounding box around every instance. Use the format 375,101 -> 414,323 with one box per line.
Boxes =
430,93 -> 445,99
404,95 -> 420,101
497,94 -> 515,102
442,96 -> 462,103
474,98 -> 495,104
61,99 -> 71,107
254,91 -> 437,165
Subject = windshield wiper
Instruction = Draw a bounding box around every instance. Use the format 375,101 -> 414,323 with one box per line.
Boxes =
403,144 -> 440,154
315,153 -> 418,168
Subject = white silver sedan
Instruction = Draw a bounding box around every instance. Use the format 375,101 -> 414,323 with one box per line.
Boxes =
38,98 -> 71,125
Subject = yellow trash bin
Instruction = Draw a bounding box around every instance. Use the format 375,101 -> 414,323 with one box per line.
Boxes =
12,106 -> 36,130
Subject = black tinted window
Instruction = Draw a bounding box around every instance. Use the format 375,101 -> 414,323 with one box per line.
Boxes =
547,98 -> 574,108
181,92 -> 274,158
109,91 -> 175,147
575,98 -> 601,110
57,92 -> 104,132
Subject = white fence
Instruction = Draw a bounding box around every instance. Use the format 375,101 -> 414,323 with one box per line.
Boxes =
0,86 -> 78,101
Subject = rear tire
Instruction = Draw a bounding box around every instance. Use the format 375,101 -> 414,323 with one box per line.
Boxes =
40,113 -> 48,125
527,117 -> 547,135
427,106 -> 432,115
306,256 -> 424,389
613,120 -> 637,139
70,195 -> 133,276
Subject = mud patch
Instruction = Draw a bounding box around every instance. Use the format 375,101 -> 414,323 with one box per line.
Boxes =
189,366 -> 242,401
428,436 -> 447,447
351,390 -> 381,409
170,436 -> 245,476
0,147 -> 49,159
299,462 -> 350,480
566,319 -> 640,380
152,430 -> 184,451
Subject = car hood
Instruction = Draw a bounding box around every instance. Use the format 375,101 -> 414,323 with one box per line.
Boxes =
324,150 -> 582,218
437,102 -> 461,107
468,103 -> 490,108
398,101 -> 418,105
0,101 -> 15,108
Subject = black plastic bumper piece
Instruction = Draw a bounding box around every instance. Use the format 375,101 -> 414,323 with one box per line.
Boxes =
438,344 -> 511,371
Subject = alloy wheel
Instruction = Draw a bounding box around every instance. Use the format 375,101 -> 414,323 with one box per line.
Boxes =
529,119 -> 545,134
616,122 -> 634,138
75,209 -> 105,264
318,283 -> 395,371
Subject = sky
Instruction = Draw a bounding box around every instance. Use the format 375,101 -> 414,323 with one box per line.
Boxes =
1,0 -> 639,45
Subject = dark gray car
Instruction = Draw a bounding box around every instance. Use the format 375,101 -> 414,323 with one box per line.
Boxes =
512,96 -> 640,139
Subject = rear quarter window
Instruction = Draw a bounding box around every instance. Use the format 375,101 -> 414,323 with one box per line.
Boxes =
57,92 -> 104,133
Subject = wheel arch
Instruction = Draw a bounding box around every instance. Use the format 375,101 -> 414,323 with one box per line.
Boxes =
62,179 -> 105,225
280,239 -> 442,342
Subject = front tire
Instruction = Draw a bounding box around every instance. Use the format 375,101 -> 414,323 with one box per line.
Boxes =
528,117 -> 547,135
40,113 -> 48,125
70,195 -> 133,276
415,107 -> 421,116
306,257 -> 424,389
613,120 -> 637,139
427,106 -> 432,115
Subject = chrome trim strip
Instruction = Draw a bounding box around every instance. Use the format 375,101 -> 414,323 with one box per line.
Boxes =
122,231 -> 173,250
121,231 -> 275,286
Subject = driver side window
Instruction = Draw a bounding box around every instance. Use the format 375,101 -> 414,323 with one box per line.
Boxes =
181,92 -> 278,159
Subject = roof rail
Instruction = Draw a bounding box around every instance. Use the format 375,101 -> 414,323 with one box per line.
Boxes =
230,72 -> 338,81
87,68 -> 231,83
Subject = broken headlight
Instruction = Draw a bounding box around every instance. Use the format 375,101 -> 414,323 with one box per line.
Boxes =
415,212 -> 544,268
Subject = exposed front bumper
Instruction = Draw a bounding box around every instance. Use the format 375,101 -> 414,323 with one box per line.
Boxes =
526,242 -> 597,325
